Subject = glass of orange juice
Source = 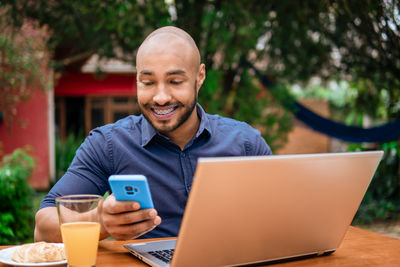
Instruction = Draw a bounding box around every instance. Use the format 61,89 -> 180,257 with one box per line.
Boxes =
56,194 -> 102,267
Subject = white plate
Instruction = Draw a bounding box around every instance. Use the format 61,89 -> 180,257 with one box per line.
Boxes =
0,244 -> 67,267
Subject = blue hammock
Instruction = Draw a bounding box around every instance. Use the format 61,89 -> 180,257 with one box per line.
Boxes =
251,65 -> 400,143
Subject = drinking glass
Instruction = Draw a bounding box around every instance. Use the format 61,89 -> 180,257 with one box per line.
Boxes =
56,194 -> 103,267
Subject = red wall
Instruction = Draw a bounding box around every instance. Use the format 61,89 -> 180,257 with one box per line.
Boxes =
0,90 -> 50,190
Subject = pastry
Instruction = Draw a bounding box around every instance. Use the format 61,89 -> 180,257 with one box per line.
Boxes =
11,242 -> 66,263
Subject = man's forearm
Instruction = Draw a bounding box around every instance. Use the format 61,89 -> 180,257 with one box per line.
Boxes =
35,206 -> 111,242
34,207 -> 62,242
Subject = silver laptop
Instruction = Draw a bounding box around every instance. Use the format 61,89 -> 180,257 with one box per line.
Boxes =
124,151 -> 383,267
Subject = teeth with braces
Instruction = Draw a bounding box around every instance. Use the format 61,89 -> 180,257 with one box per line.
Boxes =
154,107 -> 174,115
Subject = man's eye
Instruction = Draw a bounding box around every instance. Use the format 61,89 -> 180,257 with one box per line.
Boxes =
141,81 -> 154,86
170,80 -> 183,85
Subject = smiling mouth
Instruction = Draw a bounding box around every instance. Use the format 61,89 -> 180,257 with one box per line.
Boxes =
153,107 -> 175,115
151,105 -> 179,118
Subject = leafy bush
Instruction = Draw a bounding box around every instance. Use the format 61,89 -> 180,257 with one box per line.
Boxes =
0,148 -> 35,245
55,131 -> 85,182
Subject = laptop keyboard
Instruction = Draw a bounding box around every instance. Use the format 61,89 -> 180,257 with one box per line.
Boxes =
149,249 -> 175,263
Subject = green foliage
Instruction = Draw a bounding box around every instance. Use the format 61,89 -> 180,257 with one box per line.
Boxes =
0,148 -> 35,245
199,69 -> 292,151
55,131 -> 85,182
260,1 -> 400,120
351,141 -> 400,224
289,79 -> 392,125
5,0 -> 169,70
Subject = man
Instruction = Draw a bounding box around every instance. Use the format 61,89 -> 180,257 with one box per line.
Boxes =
35,26 -> 272,242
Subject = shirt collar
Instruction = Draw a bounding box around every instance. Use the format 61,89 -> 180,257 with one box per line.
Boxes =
195,103 -> 211,139
140,103 -> 211,147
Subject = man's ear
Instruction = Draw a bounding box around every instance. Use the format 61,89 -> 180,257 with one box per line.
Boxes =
196,64 -> 206,93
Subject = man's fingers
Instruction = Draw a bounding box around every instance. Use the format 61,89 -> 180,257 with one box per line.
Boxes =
104,194 -> 140,214
105,208 -> 159,225
110,216 -> 162,240
101,194 -> 162,240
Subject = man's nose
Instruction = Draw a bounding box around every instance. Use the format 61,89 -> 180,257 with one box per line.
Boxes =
153,84 -> 172,105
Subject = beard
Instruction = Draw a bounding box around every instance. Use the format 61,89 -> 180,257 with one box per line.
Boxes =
139,81 -> 198,134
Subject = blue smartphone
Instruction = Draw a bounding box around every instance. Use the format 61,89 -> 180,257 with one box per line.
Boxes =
108,174 -> 154,209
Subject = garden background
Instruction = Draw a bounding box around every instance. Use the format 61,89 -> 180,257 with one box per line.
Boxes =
1,0 -> 400,244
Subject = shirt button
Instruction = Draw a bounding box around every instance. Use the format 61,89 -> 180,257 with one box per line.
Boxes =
181,153 -> 186,158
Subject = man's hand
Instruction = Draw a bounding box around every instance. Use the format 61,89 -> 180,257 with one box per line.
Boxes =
100,194 -> 162,240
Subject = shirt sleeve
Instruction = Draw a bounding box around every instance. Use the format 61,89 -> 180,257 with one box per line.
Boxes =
252,133 -> 272,155
243,123 -> 272,156
40,127 -> 113,209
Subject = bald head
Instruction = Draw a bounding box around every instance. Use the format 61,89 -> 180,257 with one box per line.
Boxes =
136,26 -> 201,68
143,26 -> 198,49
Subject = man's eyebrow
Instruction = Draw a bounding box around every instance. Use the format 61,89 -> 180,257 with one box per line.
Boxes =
139,70 -> 153,75
166,70 -> 186,76
138,69 -> 186,76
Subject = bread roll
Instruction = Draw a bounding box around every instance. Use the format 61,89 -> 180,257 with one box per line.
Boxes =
11,242 -> 66,263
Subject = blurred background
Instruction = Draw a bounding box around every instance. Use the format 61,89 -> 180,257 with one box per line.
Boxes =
0,0 -> 399,244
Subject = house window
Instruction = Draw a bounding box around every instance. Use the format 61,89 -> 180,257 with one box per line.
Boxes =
56,95 -> 139,139
55,97 -> 85,140
85,96 -> 140,135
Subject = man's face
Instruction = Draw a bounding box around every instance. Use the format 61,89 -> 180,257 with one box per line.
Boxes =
136,38 -> 205,135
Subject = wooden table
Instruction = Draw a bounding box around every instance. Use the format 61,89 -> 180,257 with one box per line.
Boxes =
1,227 -> 400,266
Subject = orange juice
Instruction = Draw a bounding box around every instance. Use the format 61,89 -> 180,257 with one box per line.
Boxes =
61,222 -> 100,267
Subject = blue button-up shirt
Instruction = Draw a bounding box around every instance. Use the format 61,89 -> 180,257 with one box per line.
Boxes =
41,104 -> 271,238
